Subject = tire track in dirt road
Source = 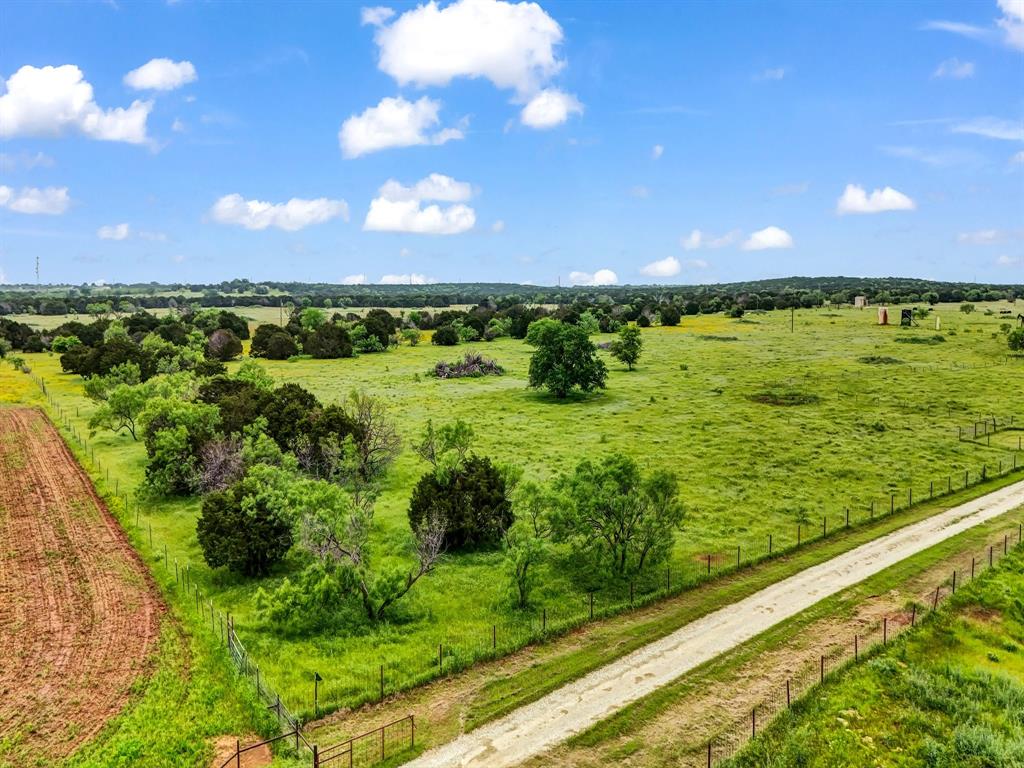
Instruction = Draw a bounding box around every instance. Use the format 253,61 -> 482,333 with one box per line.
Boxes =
0,407 -> 162,760
405,478 -> 1024,768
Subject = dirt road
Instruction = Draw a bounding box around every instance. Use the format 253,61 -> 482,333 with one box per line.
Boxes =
0,407 -> 162,759
405,478 -> 1024,768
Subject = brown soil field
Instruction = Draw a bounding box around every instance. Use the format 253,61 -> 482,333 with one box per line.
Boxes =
0,407 -> 163,760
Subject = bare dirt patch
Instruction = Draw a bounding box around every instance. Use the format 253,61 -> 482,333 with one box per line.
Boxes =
0,407 -> 163,760
209,735 -> 272,768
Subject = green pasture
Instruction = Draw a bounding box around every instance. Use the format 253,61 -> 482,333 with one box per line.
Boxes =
6,302 -> 1023,724
727,545 -> 1024,768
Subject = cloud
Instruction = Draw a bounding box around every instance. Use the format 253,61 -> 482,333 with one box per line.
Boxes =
491,219 -> 505,233
1011,150 -> 1024,165
360,5 -> 395,25
0,151 -> 55,171
380,273 -> 437,284
0,185 -> 70,215
639,256 -> 680,278
364,173 -> 476,235
342,273 -> 368,284
754,66 -> 787,81
123,58 -> 197,91
0,65 -> 151,144
958,229 -> 1003,245
952,116 -> 1024,141
932,57 -> 975,79
681,228 -> 739,250
520,88 -> 582,128
742,226 -> 793,251
922,2 -> 1024,50
998,0 -> 1024,49
171,118 -> 186,132
687,258 -> 709,269
139,230 -> 168,241
339,96 -> 464,158
97,223 -> 130,240
378,173 -> 472,202
373,0 -> 565,95
629,186 -> 650,199
568,268 -> 618,286
997,254 -> 1021,266
370,0 -> 581,128
836,184 -> 916,215
210,194 -> 349,231
651,144 -> 664,159
879,145 -> 981,167
920,20 -> 995,43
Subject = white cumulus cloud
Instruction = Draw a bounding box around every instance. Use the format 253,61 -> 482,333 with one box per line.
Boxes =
0,65 -> 151,144
0,185 -> 70,215
932,57 -> 975,79
998,0 -> 1024,49
342,273 -> 368,284
639,256 -> 680,278
339,96 -> 464,158
380,273 -> 437,285
210,194 -> 349,231
836,184 -> 916,215
742,226 -> 793,251
651,144 -> 664,159
98,223 -> 130,240
370,0 -> 581,129
568,268 -> 618,286
997,254 -> 1021,266
373,0 -> 565,95
520,88 -> 582,129
123,58 -> 197,91
364,173 -> 476,235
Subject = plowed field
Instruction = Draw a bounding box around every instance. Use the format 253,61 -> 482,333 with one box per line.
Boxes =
0,407 -> 162,760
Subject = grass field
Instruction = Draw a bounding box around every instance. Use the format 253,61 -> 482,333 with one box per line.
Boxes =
5,301 -> 1023,724
726,545 -> 1024,768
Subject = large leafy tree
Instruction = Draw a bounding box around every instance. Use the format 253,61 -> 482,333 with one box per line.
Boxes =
526,319 -> 607,398
551,454 -> 684,578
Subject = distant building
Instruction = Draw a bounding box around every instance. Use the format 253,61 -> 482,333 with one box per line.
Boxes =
854,295 -> 868,308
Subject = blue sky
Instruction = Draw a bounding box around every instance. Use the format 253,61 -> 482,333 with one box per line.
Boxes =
1,0 -> 1022,287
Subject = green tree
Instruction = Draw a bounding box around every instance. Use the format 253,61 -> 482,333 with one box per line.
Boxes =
960,303 -> 975,314
299,307 -> 327,331
88,383 -> 148,440
140,398 -> 221,495
526,319 -> 607,398
305,323 -> 353,359
551,454 -> 684,578
609,324 -> 643,371
1008,328 -> 1024,352
196,467 -> 294,576
51,335 -> 82,353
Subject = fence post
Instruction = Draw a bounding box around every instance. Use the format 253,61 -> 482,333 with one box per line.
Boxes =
933,587 -> 940,610
820,655 -> 825,683
930,481 -> 933,498
883,617 -> 888,645
411,714 -> 416,749
911,604 -> 917,627
971,557 -> 976,580
492,625 -> 496,650
752,707 -> 756,738
312,745 -> 318,768
542,608 -> 547,633
589,592 -> 594,619
707,742 -> 712,768
381,722 -> 385,761
990,545 -> 994,567
786,678 -> 791,708
236,739 -> 241,768
890,494 -> 895,514
706,553 -> 711,575
952,570 -> 957,593
1005,534 -> 1009,555
855,634 -> 858,661
870,500 -> 874,518
845,508 -> 849,528
769,533 -> 773,554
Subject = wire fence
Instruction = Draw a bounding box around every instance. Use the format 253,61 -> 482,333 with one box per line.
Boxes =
22,371 -> 1024,767
957,413 -> 1022,444
704,522 -> 1024,768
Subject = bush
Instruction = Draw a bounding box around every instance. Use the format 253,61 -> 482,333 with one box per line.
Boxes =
51,335 -> 82,353
197,475 -> 293,576
432,325 -> 460,346
408,455 -> 512,550
305,323 -> 353,359
659,305 -> 681,326
265,332 -> 299,360
748,387 -> 821,406
1008,328 -> 1024,352
250,323 -> 285,357
207,329 -> 242,361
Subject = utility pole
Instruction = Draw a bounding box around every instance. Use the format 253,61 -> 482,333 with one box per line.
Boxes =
36,255 -> 40,285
